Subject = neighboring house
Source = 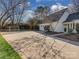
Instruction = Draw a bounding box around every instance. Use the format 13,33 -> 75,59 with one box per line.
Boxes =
2,24 -> 20,31
63,12 -> 79,33
39,8 -> 79,33
0,23 -> 28,31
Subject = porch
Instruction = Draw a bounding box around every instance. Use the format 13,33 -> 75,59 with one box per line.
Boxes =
64,21 -> 79,33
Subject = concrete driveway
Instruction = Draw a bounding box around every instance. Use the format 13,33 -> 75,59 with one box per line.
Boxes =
2,31 -> 79,59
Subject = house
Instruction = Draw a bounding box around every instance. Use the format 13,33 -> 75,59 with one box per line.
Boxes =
63,12 -> 79,33
0,23 -> 28,32
3,24 -> 20,31
39,8 -> 69,32
39,8 -> 79,33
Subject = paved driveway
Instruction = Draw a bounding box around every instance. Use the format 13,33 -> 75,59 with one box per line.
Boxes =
2,31 -> 79,59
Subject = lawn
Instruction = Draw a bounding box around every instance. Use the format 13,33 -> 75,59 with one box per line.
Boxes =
0,35 -> 21,59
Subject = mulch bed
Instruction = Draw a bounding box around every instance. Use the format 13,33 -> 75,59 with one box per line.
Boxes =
55,34 -> 79,42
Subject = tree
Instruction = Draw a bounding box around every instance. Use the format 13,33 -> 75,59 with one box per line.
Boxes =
0,0 -> 28,31
72,0 -> 79,11
27,18 -> 40,30
35,6 -> 50,20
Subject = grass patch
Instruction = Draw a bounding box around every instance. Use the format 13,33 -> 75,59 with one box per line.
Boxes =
0,35 -> 21,59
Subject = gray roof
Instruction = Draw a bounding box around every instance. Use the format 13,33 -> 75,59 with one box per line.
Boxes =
41,8 -> 67,23
64,12 -> 79,22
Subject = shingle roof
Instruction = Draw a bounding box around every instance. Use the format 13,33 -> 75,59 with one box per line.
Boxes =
64,12 -> 79,22
41,8 -> 67,23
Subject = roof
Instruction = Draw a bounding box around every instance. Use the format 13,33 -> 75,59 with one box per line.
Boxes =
41,8 -> 67,23
64,12 -> 79,22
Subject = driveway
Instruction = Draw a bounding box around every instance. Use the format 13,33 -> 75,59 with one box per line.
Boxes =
2,31 -> 79,59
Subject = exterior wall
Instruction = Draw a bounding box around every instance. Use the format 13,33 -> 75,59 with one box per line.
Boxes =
39,25 -> 45,31
63,20 -> 79,33
54,11 -> 70,32
39,22 -> 57,32
64,22 -> 73,33
39,23 -> 50,31
50,22 -> 57,31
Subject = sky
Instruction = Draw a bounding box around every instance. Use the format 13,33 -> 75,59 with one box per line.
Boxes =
28,0 -> 72,10
24,0 -> 72,21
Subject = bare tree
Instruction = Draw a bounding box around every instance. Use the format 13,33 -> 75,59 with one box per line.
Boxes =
0,0 -> 28,31
35,6 -> 50,21
72,0 -> 79,11
27,17 -> 40,30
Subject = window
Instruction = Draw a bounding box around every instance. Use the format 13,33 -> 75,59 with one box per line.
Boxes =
64,28 -> 67,32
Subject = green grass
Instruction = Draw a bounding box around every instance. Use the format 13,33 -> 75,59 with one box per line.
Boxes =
0,35 -> 21,59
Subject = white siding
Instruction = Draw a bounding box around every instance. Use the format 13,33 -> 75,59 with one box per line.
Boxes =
39,23 -> 50,31
54,11 -> 70,32
39,25 -> 45,31
50,22 -> 57,31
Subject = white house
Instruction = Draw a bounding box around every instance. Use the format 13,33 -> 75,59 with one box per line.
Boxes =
39,8 -> 69,32
39,7 -> 79,33
39,9 -> 66,32
63,12 -> 79,33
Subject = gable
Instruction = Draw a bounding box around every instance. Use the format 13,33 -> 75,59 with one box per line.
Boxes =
41,8 -> 67,23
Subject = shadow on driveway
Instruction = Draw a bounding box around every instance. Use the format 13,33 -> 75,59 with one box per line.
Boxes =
36,31 -> 79,46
